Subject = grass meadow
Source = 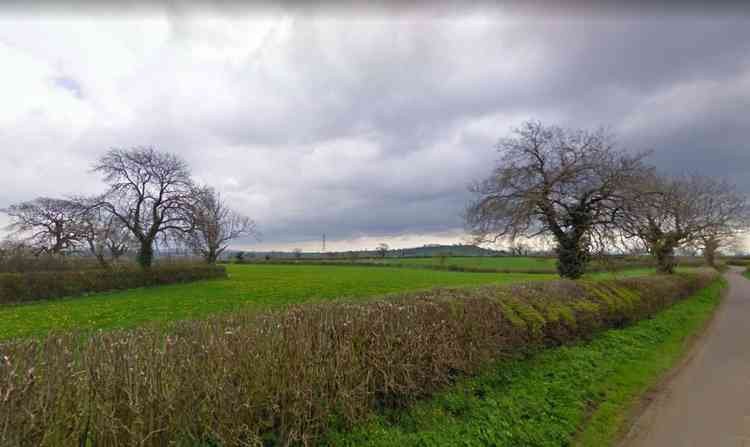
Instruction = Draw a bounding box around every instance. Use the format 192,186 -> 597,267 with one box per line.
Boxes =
370,256 -> 558,270
0,263 -> 665,340
0,264 -> 552,340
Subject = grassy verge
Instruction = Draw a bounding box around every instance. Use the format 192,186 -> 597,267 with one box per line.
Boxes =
324,278 -> 726,447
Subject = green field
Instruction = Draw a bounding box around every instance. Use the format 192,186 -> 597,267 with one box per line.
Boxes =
0,264 -> 552,340
0,262 -> 664,340
325,278 -> 725,446
375,256 -> 558,270
360,256 -> 704,273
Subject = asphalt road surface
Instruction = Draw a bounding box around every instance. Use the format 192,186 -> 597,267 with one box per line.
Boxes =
622,266 -> 750,447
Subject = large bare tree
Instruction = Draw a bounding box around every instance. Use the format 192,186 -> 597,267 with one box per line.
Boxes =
1,197 -> 85,255
465,121 -> 649,279
92,147 -> 195,268
180,186 -> 256,264
619,173 -> 748,272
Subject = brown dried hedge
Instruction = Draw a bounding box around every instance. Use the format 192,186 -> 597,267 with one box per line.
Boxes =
0,270 -> 716,446
0,264 -> 227,305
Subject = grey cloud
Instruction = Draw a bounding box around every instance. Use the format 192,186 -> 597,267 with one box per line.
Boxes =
1,7 -> 749,248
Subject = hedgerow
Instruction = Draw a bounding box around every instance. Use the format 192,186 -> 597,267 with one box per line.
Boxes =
229,256 -> 706,275
0,270 -> 715,446
0,264 -> 227,304
325,279 -> 726,446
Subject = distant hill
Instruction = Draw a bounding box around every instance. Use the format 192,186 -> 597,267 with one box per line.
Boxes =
223,244 -> 506,260
394,244 -> 503,257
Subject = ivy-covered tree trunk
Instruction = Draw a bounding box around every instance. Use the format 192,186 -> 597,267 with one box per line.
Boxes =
654,244 -> 676,273
554,205 -> 592,280
205,249 -> 218,264
555,235 -> 590,279
136,239 -> 155,269
651,235 -> 680,274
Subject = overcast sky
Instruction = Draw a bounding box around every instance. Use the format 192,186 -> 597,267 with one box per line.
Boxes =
1,2 -> 749,251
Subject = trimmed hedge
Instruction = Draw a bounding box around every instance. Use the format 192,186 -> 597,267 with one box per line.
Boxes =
229,257 -> 706,275
230,258 -> 559,274
0,265 -> 227,304
0,270 -> 716,446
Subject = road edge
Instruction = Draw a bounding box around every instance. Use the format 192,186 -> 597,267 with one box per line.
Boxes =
614,273 -> 731,446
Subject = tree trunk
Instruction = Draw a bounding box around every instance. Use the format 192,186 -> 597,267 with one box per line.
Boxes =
88,240 -> 109,269
137,239 -> 154,269
554,206 -> 591,280
703,237 -> 719,268
653,241 -> 677,274
95,253 -> 109,269
555,234 -> 589,279
206,249 -> 217,264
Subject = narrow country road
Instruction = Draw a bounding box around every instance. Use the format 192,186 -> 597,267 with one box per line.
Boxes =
622,266 -> 750,447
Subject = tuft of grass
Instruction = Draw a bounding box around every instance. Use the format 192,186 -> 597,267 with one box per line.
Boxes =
324,278 -> 725,446
0,264 -> 552,340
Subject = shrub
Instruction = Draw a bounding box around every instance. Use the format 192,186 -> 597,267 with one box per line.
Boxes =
0,270 -> 716,446
0,264 -> 227,305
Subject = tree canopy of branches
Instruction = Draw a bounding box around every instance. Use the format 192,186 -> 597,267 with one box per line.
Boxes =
466,121 -> 649,279
92,147 -> 195,268
1,197 -> 84,256
75,201 -> 134,268
180,186 -> 257,264
619,173 -> 749,272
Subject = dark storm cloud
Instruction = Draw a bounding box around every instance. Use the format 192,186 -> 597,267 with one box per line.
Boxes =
0,5 -> 748,249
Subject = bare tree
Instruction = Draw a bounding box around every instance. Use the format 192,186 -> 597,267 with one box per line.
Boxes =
508,242 -> 530,257
1,197 -> 85,255
618,173 -> 748,272
695,181 -> 749,267
182,186 -> 257,264
76,203 -> 134,268
466,121 -> 649,279
376,243 -> 389,258
92,147 -> 195,268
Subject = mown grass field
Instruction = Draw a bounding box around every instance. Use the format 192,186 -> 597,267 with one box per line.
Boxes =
324,278 -> 726,446
0,264 -> 553,340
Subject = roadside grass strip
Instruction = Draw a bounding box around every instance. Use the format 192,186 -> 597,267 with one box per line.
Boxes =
325,279 -> 725,447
